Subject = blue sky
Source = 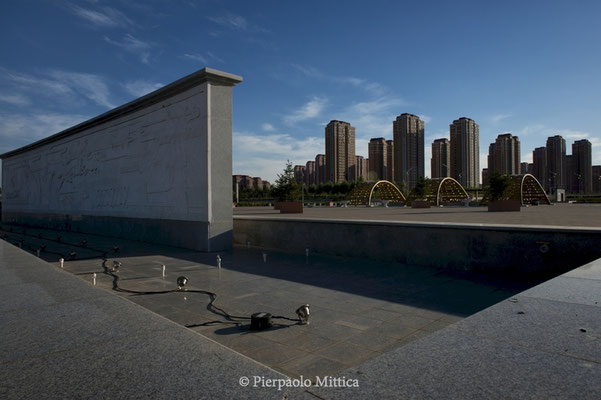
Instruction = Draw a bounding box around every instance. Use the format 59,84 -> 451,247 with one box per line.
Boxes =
1,0 -> 600,183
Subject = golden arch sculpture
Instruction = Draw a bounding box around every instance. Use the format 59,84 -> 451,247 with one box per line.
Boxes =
347,180 -> 406,206
423,177 -> 470,206
508,174 -> 551,205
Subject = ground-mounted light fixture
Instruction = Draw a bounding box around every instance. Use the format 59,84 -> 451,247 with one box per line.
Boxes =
177,276 -> 188,290
296,304 -> 310,325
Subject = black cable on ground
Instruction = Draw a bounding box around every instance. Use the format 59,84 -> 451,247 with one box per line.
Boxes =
99,260 -> 257,324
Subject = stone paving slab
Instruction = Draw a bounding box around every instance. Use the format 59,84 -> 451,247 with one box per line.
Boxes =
307,257 -> 601,399
0,240 -> 297,400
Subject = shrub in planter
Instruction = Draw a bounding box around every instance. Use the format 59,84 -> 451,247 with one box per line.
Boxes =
487,171 -> 520,212
272,160 -> 303,214
410,177 -> 431,208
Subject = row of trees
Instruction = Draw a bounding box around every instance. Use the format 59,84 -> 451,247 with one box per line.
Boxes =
236,161 -> 365,202
236,161 -> 513,203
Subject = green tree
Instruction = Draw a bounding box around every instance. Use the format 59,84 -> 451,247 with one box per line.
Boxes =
272,160 -> 302,201
412,177 -> 429,199
489,171 -> 511,201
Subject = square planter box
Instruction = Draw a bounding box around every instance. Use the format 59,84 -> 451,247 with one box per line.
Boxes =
488,200 -> 521,212
411,200 -> 431,208
274,201 -> 303,213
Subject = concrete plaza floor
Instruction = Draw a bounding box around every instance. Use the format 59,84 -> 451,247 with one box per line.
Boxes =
0,224 -> 534,379
234,203 -> 601,228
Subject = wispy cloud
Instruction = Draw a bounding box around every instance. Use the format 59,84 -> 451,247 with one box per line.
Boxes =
208,14 -> 248,30
262,123 -> 275,132
0,112 -> 89,142
68,4 -> 134,28
123,80 -> 163,97
48,70 -> 114,108
419,114 -> 432,124
233,131 -> 324,182
104,34 -> 152,64
1,68 -> 114,109
491,113 -> 512,124
183,51 -> 224,65
284,97 -> 328,125
0,93 -> 30,106
291,64 -> 387,97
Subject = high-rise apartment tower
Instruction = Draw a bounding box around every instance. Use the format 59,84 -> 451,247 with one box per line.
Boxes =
325,120 -> 356,183
393,113 -> 424,190
450,117 -> 480,188
431,138 -> 450,179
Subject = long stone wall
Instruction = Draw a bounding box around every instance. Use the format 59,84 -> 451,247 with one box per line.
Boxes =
1,68 -> 242,251
234,216 -> 601,278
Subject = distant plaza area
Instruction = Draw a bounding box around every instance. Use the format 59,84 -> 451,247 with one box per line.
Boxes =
234,203 -> 601,228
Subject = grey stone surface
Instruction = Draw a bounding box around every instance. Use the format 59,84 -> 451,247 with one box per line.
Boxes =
520,275 -> 601,307
308,329 -> 601,400
307,256 -> 601,399
1,68 -> 242,252
0,240 -> 297,400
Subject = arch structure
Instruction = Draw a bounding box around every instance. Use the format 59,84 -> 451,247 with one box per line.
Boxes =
507,174 -> 551,205
423,177 -> 469,206
347,180 -> 406,206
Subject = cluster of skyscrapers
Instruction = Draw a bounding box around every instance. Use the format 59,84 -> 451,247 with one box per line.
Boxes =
295,114 -> 482,191
293,115 -> 599,195
526,136 -> 596,194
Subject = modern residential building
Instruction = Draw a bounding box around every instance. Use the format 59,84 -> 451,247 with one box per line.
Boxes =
431,138 -> 450,179
482,168 -> 490,186
393,113 -> 424,190
572,139 -> 593,193
450,117 -> 479,188
593,165 -> 601,193
368,138 -> 387,181
315,154 -> 326,184
232,175 -> 253,192
546,135 -> 566,193
355,155 -> 368,181
532,147 -> 547,191
520,162 -> 529,175
294,165 -> 305,185
565,155 -> 574,193
325,120 -> 356,183
305,161 -> 316,186
386,140 -> 394,182
489,133 -> 520,175
251,177 -> 263,190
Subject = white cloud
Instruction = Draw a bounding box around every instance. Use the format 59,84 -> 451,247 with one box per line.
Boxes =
1,68 -> 113,109
292,64 -> 387,96
233,132 -> 324,182
0,112 -> 89,142
123,80 -> 164,97
68,4 -> 134,28
419,114 -> 432,124
183,53 -> 208,64
208,14 -> 248,30
491,113 -> 512,124
0,93 -> 30,106
48,70 -> 114,108
104,34 -> 152,64
183,51 -> 224,65
517,124 -> 546,136
261,123 -> 275,132
284,97 -> 327,125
